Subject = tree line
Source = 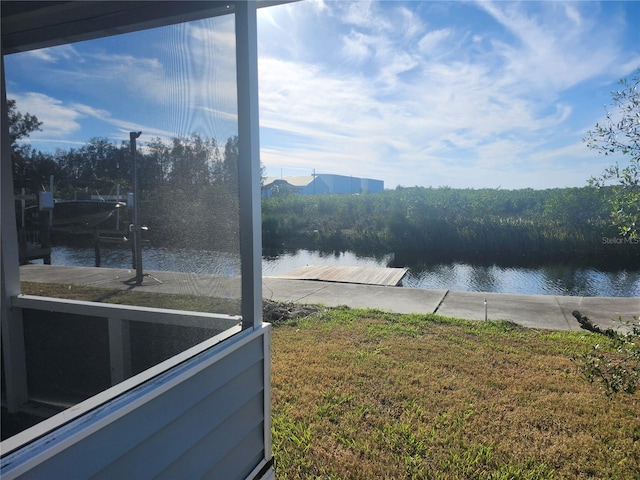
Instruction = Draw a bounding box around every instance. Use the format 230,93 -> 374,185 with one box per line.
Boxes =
10,98 -> 243,251
262,186 -> 638,267
13,132 -> 240,198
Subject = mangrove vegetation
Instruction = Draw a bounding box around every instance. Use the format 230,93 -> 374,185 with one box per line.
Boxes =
262,186 -> 638,267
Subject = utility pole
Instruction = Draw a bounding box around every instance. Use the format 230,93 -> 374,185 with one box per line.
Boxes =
130,131 -> 143,285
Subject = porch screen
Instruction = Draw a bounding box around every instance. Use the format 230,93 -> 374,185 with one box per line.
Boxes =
3,10 -> 247,439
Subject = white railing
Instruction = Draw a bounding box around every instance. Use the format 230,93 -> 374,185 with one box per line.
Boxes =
1,323 -> 269,478
11,294 -> 242,391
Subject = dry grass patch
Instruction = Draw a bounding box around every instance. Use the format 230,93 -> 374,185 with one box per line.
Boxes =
271,307 -> 640,479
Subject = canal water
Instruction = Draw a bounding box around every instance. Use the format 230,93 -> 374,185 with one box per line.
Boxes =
45,245 -> 640,298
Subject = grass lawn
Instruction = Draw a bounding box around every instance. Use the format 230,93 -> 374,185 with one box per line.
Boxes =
270,307 -> 640,479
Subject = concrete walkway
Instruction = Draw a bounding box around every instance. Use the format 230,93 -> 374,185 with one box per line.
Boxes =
263,277 -> 638,332
19,265 -> 639,332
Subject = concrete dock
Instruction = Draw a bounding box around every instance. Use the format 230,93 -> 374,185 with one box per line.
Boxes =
276,265 -> 407,286
19,264 -> 639,332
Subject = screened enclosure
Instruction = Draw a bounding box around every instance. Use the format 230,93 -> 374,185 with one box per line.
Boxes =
1,2 -> 272,478
3,9 -> 247,423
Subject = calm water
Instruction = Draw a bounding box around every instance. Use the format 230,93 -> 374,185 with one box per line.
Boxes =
47,245 -> 640,297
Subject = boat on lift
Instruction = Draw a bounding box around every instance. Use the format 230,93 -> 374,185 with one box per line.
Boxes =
51,198 -> 126,230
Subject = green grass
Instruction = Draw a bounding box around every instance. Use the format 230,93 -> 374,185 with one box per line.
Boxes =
271,307 -> 640,479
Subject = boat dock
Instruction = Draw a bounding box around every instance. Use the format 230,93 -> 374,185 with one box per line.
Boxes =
17,264 -> 640,332
272,265 -> 407,286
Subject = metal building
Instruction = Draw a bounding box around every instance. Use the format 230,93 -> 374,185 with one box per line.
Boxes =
262,173 -> 384,197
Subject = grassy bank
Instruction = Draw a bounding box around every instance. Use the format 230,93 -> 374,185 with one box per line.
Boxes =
271,307 -> 640,479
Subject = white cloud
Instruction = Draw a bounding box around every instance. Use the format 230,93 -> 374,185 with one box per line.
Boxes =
341,1 -> 390,31
255,0 -> 639,188
26,17 -> 237,132
563,4 -> 583,27
306,0 -> 327,15
71,103 -> 111,119
8,0 -> 636,189
397,6 -> 425,41
259,44 -> 563,183
9,90 -> 181,148
475,1 -> 634,93
418,29 -> 452,56
341,30 -> 374,63
25,44 -> 81,63
11,92 -> 83,138
88,52 -> 167,102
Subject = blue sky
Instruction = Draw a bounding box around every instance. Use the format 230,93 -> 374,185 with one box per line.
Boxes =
5,1 -> 640,189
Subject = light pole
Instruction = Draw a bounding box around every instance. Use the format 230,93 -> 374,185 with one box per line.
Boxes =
130,131 -> 143,285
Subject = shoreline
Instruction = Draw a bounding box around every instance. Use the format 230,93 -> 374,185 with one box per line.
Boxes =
19,264 -> 640,332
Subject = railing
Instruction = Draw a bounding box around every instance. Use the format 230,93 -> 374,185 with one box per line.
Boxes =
1,315 -> 270,480
9,295 -> 242,409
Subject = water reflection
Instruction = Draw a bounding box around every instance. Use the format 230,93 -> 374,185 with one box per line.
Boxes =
467,265 -> 498,292
44,245 -> 640,297
403,260 -> 639,297
262,248 -> 393,275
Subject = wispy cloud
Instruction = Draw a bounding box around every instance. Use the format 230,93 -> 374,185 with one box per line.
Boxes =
24,44 -> 82,63
475,1 -> 637,92
9,91 -> 179,148
5,1 -> 637,189
11,92 -> 83,137
6,13 -> 239,146
418,28 -> 452,56
257,0 -> 639,188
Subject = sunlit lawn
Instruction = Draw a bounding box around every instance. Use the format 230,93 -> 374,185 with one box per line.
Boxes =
270,308 -> 640,479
